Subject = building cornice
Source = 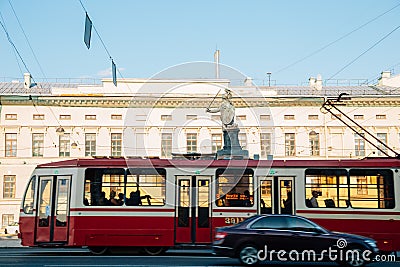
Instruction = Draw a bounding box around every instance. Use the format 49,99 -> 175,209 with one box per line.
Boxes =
1,95 -> 400,108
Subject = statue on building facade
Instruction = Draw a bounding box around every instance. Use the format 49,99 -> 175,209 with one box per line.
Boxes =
206,88 -> 248,159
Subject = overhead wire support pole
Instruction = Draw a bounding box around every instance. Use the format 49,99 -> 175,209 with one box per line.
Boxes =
321,96 -> 400,158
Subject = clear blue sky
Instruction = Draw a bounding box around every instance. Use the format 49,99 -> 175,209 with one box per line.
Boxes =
1,0 -> 400,86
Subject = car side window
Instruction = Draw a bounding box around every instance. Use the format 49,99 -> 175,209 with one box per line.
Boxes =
287,217 -> 319,232
250,216 -> 287,230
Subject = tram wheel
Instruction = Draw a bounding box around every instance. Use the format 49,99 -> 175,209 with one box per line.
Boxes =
89,246 -> 109,255
143,247 -> 166,256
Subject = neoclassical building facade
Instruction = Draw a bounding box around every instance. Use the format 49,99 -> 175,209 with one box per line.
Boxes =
0,71 -> 399,226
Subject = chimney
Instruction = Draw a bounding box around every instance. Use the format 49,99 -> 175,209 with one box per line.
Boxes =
214,50 -> 220,79
315,74 -> 322,90
378,71 -> 391,86
24,73 -> 31,89
244,77 -> 253,86
309,75 -> 322,90
309,77 -> 316,87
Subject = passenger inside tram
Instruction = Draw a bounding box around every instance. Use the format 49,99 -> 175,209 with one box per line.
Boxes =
117,193 -> 124,205
126,184 -> 152,206
282,191 -> 292,214
97,191 -> 109,206
109,190 -> 119,205
309,190 -> 319,207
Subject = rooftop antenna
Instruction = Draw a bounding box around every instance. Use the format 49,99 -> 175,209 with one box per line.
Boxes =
214,48 -> 220,79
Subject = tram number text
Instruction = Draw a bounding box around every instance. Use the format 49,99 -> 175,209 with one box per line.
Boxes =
225,217 -> 245,225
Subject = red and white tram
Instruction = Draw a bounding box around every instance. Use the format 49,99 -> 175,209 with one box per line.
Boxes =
19,157 -> 400,254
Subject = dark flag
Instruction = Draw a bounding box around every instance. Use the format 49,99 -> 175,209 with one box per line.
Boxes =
112,59 -> 117,86
84,13 -> 92,49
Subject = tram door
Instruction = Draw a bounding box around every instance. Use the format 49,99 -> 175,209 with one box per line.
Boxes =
35,175 -> 71,243
259,177 -> 294,215
175,176 -> 211,244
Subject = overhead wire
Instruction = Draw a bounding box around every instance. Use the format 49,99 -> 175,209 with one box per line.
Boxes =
0,10 -> 24,77
327,24 -> 400,81
0,18 -> 33,81
274,2 -> 400,75
8,0 -> 47,81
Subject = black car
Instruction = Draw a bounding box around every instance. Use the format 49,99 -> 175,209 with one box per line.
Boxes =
213,214 -> 378,266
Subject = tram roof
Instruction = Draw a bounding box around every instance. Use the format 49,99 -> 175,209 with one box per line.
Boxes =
36,157 -> 400,169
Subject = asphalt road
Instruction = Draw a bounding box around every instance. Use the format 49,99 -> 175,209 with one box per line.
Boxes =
0,247 -> 398,267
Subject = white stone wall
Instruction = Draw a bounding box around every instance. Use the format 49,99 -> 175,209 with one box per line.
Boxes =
1,79 -> 400,223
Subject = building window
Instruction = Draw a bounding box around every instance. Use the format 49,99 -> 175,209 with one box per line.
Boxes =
186,133 -> 197,153
186,115 -> 197,120
239,132 -> 247,150
33,114 -> 45,120
32,133 -> 44,157
331,114 -> 341,119
308,115 -> 318,120
285,133 -> 296,156
59,114 -> 71,120
85,115 -> 96,120
111,133 -> 122,156
354,115 -> 364,120
354,133 -> 365,157
2,214 -> 14,228
161,133 -> 172,158
284,115 -> 295,120
85,133 -> 96,157
212,134 -> 222,153
260,133 -> 271,157
356,177 -> 368,195
5,133 -> 17,157
59,133 -> 70,157
236,115 -> 246,121
260,115 -> 271,121
377,133 -> 388,156
376,114 -> 386,120
111,114 -> 122,120
309,131 -> 320,156
3,175 -> 16,198
161,115 -> 172,121
5,114 -> 17,120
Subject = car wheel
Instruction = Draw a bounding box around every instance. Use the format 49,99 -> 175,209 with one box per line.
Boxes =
143,247 -> 166,256
89,247 -> 108,255
238,245 -> 259,265
340,247 -> 367,267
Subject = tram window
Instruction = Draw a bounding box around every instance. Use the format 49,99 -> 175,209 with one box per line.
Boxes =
305,169 -> 348,208
126,168 -> 166,206
260,179 -> 272,214
216,168 -> 254,207
22,176 -> 36,214
84,168 -> 125,206
349,169 -> 395,209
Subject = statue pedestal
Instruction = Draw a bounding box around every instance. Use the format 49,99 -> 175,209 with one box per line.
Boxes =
217,128 -> 249,159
